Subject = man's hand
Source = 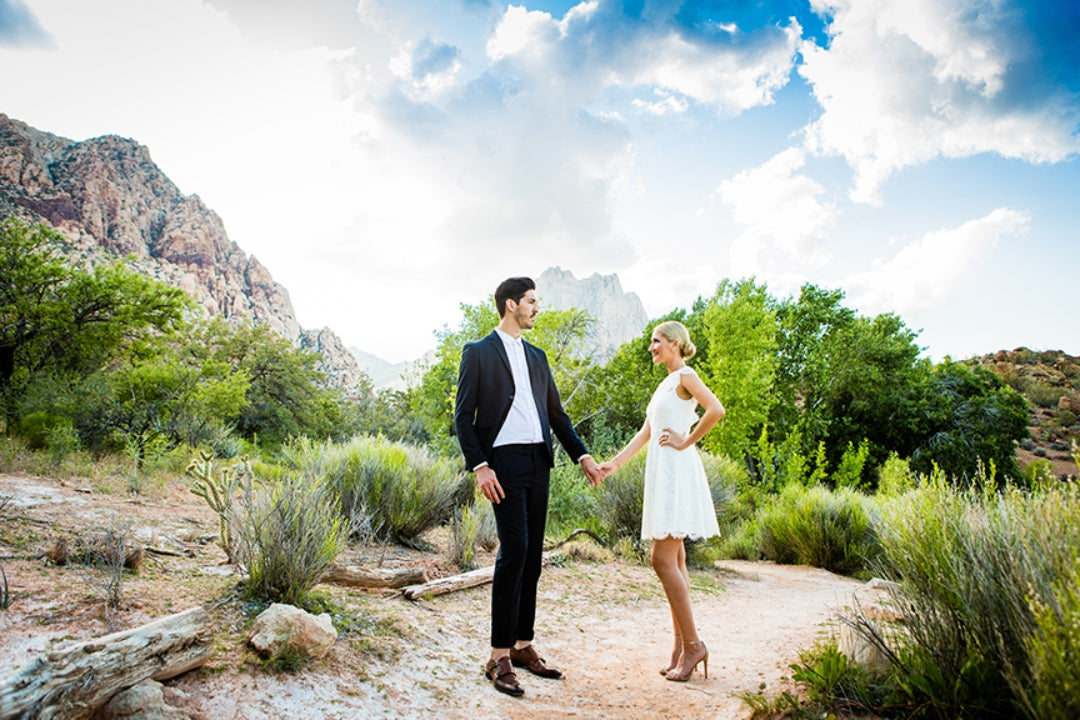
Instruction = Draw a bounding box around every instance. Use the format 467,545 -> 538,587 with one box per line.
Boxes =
476,465 -> 505,504
580,456 -> 603,486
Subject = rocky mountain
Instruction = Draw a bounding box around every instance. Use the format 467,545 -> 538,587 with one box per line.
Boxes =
0,113 -> 365,394
536,266 -> 649,361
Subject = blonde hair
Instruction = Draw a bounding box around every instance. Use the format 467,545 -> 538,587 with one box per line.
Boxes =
653,320 -> 696,359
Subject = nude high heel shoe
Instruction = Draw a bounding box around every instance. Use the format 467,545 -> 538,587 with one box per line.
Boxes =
665,640 -> 707,682
659,640 -> 681,676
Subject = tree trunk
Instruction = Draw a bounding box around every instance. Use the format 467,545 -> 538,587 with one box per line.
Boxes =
0,606 -> 212,720
322,563 -> 428,589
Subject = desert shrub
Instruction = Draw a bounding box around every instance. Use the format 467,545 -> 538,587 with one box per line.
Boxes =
753,483 -> 880,576
234,473 -> 347,606
283,436 -> 467,547
449,495 -> 496,570
1026,381 -> 1062,409
597,453 -> 646,544
836,478 -> 1080,719
73,518 -> 139,630
1024,569 -> 1080,720
1021,458 -> 1056,487
547,460 -> 604,539
187,452 -> 255,563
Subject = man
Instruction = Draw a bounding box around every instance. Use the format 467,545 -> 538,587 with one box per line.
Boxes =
454,276 -> 603,697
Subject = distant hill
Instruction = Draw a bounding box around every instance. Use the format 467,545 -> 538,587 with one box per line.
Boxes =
969,348 -> 1080,479
0,113 -> 365,394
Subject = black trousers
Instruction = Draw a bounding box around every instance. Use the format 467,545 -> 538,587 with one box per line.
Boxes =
487,443 -> 550,649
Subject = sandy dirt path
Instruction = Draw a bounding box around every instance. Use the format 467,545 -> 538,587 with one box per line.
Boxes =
0,473 -> 880,719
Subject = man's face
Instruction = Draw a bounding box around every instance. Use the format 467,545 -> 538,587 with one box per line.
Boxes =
508,289 -> 539,330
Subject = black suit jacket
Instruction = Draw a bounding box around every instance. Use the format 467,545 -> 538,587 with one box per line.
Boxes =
454,330 -> 588,472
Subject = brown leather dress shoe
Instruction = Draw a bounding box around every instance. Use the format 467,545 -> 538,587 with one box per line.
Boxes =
485,656 -> 525,697
510,644 -> 563,679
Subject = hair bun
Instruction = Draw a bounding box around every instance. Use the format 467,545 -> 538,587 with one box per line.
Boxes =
683,341 -> 697,359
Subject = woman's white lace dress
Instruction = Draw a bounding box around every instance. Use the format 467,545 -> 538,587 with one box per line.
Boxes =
640,366 -> 721,541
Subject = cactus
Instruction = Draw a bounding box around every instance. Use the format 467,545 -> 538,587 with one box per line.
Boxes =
186,451 -> 253,564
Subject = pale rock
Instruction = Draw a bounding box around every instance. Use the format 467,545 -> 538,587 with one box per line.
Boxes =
98,679 -> 191,720
838,623 -> 891,676
536,266 -> 649,362
247,603 -> 337,660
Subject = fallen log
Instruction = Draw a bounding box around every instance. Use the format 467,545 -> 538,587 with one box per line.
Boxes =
401,552 -> 554,600
322,563 -> 428,589
0,606 -> 212,720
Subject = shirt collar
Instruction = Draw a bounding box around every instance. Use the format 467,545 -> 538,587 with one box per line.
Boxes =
495,328 -> 524,347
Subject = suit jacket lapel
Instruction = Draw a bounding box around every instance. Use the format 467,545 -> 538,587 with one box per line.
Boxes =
487,331 -> 512,376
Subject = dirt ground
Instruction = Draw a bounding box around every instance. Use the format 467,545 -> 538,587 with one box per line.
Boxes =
0,472 -> 884,720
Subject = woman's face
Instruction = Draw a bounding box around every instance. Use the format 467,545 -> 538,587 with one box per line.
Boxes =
649,331 -> 679,364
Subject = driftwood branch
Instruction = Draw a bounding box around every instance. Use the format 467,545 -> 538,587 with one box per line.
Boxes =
401,552 -> 556,601
322,564 -> 428,589
545,528 -> 607,551
0,606 -> 212,720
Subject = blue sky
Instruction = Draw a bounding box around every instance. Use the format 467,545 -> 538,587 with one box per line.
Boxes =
1,0 -> 1078,363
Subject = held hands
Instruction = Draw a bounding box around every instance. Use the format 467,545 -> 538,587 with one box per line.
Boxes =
598,461 -> 616,479
580,456 -> 604,486
476,465 -> 505,504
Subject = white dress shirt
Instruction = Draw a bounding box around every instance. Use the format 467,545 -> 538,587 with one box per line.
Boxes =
492,328 -> 545,447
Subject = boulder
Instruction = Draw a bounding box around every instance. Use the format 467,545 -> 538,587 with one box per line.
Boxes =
247,603 -> 336,660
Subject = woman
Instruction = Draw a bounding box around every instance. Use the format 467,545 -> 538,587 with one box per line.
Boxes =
599,320 -> 725,682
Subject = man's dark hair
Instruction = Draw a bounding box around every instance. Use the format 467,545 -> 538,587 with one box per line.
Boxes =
494,276 -> 535,318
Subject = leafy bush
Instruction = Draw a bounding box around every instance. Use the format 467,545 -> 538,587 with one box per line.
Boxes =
234,473 -> 347,606
282,436 -> 467,547
753,483 -> 880,576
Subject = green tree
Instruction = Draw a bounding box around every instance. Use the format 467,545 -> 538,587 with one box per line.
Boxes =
408,297 -> 597,456
0,218 -> 188,398
699,278 -> 778,462
909,360 -> 1029,480
194,320 -> 353,445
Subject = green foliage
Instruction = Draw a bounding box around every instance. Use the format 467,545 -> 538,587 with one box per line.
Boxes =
699,278 -> 778,460
850,479 -> 1080,719
547,460 -> 604,539
832,438 -> 870,489
908,359 -> 1030,481
597,453 -> 647,544
753,483 -> 880,576
281,436 -> 468,546
1025,569 -> 1080,720
0,217 -> 189,396
449,495 -> 496,570
234,473 -> 348,606
876,452 -> 916,496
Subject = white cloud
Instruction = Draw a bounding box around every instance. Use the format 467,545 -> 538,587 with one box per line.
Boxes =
716,147 -> 837,278
842,207 -> 1030,317
632,89 -> 688,116
801,0 -> 1080,204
